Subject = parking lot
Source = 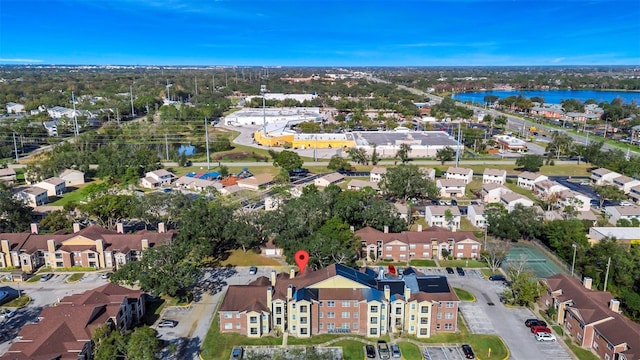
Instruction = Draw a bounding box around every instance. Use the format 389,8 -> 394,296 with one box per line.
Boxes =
422,345 -> 466,360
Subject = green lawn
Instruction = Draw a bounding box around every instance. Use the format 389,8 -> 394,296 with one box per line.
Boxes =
565,339 -> 600,360
409,259 -> 437,267
504,182 -> 536,200
398,342 -> 421,360
200,317 -> 282,360
221,249 -> 282,267
1,295 -> 31,308
66,273 -> 85,282
454,287 -> 476,302
331,340 -> 365,360
481,269 -> 495,277
27,275 -> 42,282
440,259 -> 486,268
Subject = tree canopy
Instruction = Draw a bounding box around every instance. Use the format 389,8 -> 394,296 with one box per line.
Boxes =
379,165 -> 439,202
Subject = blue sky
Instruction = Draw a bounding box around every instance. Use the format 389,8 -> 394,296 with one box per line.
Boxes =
1,0 -> 639,66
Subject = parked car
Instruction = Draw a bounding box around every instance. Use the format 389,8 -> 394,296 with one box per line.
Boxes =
451,199 -> 458,206
390,343 -> 401,358
489,274 -> 505,281
377,340 -> 390,359
100,272 -> 112,279
0,309 -> 15,320
461,344 -> 475,359
530,325 -> 551,333
525,319 -> 547,327
158,319 -> 179,328
231,346 -> 244,359
456,267 -> 465,276
535,332 -> 557,342
40,273 -> 54,282
446,267 -> 455,274
366,344 -> 376,358
0,291 -> 7,302
249,266 -> 258,275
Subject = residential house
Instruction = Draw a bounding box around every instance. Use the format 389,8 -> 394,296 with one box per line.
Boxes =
467,205 -> 487,228
604,205 -> 640,225
531,105 -> 564,119
36,177 -> 66,197
539,274 -> 640,360
393,203 -> 409,222
237,173 -> 274,191
369,167 -> 387,183
517,172 -> 548,190
590,168 -> 621,186
58,169 -> 85,186
43,120 -> 58,136
0,283 -> 145,360
314,172 -> 345,187
47,106 -> 74,119
533,180 -> 568,199
0,168 -> 17,184
482,168 -> 507,185
5,102 -> 25,114
220,184 -> 243,195
420,168 -> 436,181
481,183 -> 510,204
436,179 -> 466,198
14,186 -> 48,206
347,179 -> 379,192
174,175 -> 223,192
588,227 -> 640,244
356,225 -> 481,262
545,210 -> 598,225
611,175 -> 640,194
0,223 -> 175,272
425,206 -> 461,231
445,167 -> 473,184
629,185 -> 640,204
500,192 -> 534,212
140,169 -> 176,189
218,263 -> 460,339
556,190 -> 591,212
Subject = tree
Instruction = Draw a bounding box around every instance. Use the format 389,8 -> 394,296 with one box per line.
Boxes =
435,146 -> 455,165
503,266 -> 543,306
303,217 -> 359,269
39,210 -> 73,233
379,165 -> 439,202
396,143 -> 411,164
92,324 -> 128,360
0,186 -> 34,233
327,155 -> 352,172
444,209 -> 455,231
79,195 -> 140,230
348,147 -> 369,165
481,242 -> 510,272
594,184 -> 626,209
127,326 -> 161,360
272,150 -> 303,172
370,143 -> 379,165
515,154 -> 544,172
546,132 -> 573,160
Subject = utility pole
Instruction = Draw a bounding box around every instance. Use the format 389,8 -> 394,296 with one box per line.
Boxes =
13,132 -> 19,162
165,134 -> 169,160
455,123 -> 462,167
205,118 -> 210,170
603,257 -> 612,292
71,91 -> 79,137
130,85 -> 135,117
261,85 -> 267,139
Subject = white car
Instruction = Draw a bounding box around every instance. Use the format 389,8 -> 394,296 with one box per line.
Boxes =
535,332 -> 556,342
619,201 -> 633,207
0,309 -> 16,319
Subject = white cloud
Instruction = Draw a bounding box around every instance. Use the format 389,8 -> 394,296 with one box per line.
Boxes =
0,58 -> 43,63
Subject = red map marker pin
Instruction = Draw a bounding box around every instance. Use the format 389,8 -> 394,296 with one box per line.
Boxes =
295,250 -> 309,275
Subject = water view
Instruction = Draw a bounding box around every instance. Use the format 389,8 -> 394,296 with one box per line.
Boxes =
452,89 -> 640,105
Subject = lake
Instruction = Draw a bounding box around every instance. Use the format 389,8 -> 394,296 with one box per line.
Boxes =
452,89 -> 640,105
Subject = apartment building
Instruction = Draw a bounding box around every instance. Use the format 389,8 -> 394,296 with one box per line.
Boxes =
533,180 -> 568,199
13,186 -> 49,206
481,183 -> 510,204
356,225 -> 481,262
140,169 -> 176,189
0,223 -> 175,272
219,263 -> 459,339
482,168 -> 507,185
0,168 -> 17,185
436,179 -> 466,198
0,283 -> 145,360
517,172 -> 548,190
590,168 -> 621,186
36,177 -> 66,197
370,167 -> 387,183
539,274 -> 640,360
612,175 -> 640,194
424,206 -> 461,231
314,172 -> 345,187
556,190 -> 591,212
444,167 -> 473,184
629,185 -> 640,205
467,205 -> 487,228
604,205 -> 640,225
500,192 -> 534,212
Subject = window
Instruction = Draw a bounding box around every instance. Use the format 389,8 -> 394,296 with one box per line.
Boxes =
250,328 -> 258,335
395,308 -> 402,315
457,252 -> 463,257
400,246 -> 407,251
249,316 -> 257,324
411,304 -> 416,310
327,323 -> 335,330
420,328 -> 428,335
444,324 -> 453,330
299,305 -> 307,313
370,317 -> 378,324
319,312 -> 323,318
342,323 -> 350,330
436,324 -> 441,330
410,326 -> 414,332
410,315 -> 415,321
381,304 -> 385,309
224,313 -> 232,319
236,323 -> 241,329
353,312 -> 359,318
353,301 -> 358,307
342,301 -> 350,307
370,328 -> 378,335
327,301 -> 335,307
275,307 -> 282,315
319,323 -> 323,329
224,323 -> 232,329
276,318 -> 282,325
445,313 -> 453,319
593,342 -> 599,350
423,244 -> 429,248
292,325 -> 296,331
353,323 -> 359,329
381,315 -> 385,321
400,254 -> 406,259
410,244 -> 416,249
300,328 -> 307,335
420,317 -> 429,324
292,315 -> 296,320
437,313 -> 442,319
370,306 -> 378,313
421,306 -> 429,313
386,246 -> 392,251
342,312 -> 350,318
457,245 -> 464,249
327,312 -> 335,318
236,313 -> 241,318
446,302 -> 454,308
605,355 -> 610,360
319,301 -> 323,307
300,317 -> 307,324
472,245 -> 478,249
381,325 -> 385,332
422,252 -> 429,257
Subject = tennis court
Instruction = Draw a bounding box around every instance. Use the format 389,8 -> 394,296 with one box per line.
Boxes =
503,242 -> 567,278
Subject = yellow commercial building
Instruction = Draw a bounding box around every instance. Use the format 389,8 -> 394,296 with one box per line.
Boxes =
254,131 -> 355,149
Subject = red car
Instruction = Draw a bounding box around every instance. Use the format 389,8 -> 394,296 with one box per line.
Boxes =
531,325 -> 551,333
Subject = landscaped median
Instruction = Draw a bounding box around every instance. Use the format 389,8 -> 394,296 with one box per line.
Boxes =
65,273 -> 85,283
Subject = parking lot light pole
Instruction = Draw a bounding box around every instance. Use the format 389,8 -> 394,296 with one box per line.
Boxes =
571,243 -> 578,277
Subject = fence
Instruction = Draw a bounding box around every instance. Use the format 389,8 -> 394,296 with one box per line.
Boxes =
530,239 -> 582,280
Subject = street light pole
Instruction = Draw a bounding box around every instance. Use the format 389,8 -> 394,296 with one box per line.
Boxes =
571,243 -> 578,277
260,85 -> 267,140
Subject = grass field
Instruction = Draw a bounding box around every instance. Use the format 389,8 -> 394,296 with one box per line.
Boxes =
409,259 -> 437,267
565,339 -> 600,360
454,287 -> 476,302
65,273 -> 84,282
1,295 -> 31,308
200,317 -> 281,360
221,249 -> 282,267
440,259 -> 486,268
331,340 -> 365,360
398,342 -> 422,359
